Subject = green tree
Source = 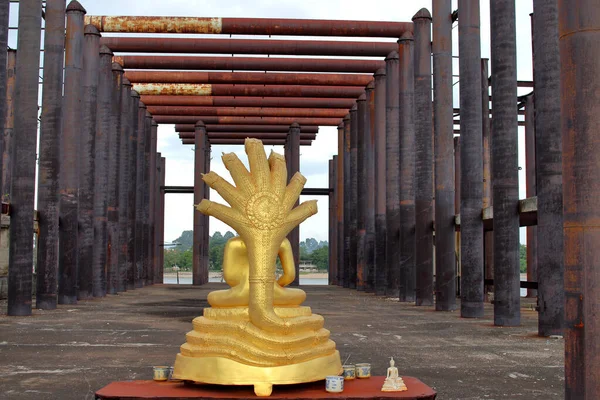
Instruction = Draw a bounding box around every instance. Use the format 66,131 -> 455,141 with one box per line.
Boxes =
520,244 -> 527,274
310,245 -> 329,271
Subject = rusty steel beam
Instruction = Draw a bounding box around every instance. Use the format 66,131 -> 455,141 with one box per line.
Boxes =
356,93 -> 367,291
147,120 -> 158,285
7,0 -> 42,316
432,0 -> 456,311
1,50 -> 16,201
127,91 -> 140,289
482,58 -> 494,301
140,95 -> 355,109
288,123 -> 301,286
142,112 -> 152,285
524,94 -> 537,299
336,122 -> 345,288
118,55 -> 384,73
133,83 -> 364,99
77,23 -> 100,301
365,83 -> 376,294
413,9 -> 434,306
146,106 -> 348,118
193,122 -> 207,285
125,71 -> 372,87
534,0 -> 564,340
348,105 -> 358,290
86,15 -> 413,37
177,132 -> 316,140
342,115 -> 351,288
373,69 -> 387,296
58,1 -> 86,305
154,116 -> 341,126
102,37 -> 398,57
458,0 -> 484,318
183,138 -> 313,146
0,0 -> 8,199
175,124 -> 319,133
117,78 -> 132,292
133,102 -> 147,288
157,156 -> 166,284
329,157 -> 337,285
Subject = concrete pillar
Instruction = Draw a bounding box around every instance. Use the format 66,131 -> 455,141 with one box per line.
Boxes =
7,0 -> 43,316
133,102 -> 147,288
433,0 -> 457,311
93,45 -> 114,297
559,0 -> 598,396
398,32 -> 416,303
348,105 -> 358,290
342,115 -> 351,288
127,91 -> 140,289
534,0 -> 564,338
35,0 -> 66,309
193,121 -> 207,286
356,93 -> 367,291
413,8 -> 434,306
77,23 -> 100,300
373,69 -> 387,296
385,52 -> 400,297
524,95 -> 537,298
336,122 -> 345,287
117,77 -> 132,292
458,0 -> 484,318
288,122 -> 301,287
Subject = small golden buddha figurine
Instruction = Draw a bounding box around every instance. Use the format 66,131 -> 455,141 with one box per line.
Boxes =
172,139 -> 342,397
381,357 -> 407,392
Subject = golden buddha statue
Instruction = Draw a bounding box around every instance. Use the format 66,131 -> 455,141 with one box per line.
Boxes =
172,139 -> 342,396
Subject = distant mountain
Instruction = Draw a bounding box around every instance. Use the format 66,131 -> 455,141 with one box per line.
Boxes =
300,238 -> 328,254
172,230 -> 193,252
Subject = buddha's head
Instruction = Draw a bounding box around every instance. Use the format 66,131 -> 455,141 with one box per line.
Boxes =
390,357 -> 395,367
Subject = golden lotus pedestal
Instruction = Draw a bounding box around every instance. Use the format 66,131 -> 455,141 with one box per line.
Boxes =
172,306 -> 343,397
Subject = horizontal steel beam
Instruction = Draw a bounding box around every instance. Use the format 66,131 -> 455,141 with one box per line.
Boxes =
454,196 -> 538,231
86,16 -> 412,37
146,106 -> 348,118
102,37 -> 398,57
163,186 -> 331,195
118,55 -> 385,73
125,71 -> 373,86
177,124 -> 319,133
133,83 -> 364,98
178,132 -> 317,140
154,115 -> 342,126
140,95 -> 356,109
182,138 -> 313,146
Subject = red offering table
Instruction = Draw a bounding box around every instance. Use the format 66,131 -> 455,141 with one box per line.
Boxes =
95,376 -> 436,399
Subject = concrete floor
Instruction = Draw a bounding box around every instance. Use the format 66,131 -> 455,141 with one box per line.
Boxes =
0,284 -> 564,400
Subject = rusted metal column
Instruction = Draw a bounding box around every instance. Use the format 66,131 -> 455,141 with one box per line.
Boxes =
328,158 -> 336,285
356,93 -> 367,291
142,112 -> 152,285
155,152 -> 164,283
336,123 -> 345,287
288,122 -> 301,287
490,0 -> 520,327
365,83 -> 376,294
454,136 -> 461,297
133,102 -> 147,288
7,0 -> 42,316
193,122 -> 207,286
117,78 -> 132,292
398,32 -> 416,303
373,69 -> 387,296
458,0 -> 484,318
348,105 -> 358,290
1,49 -> 16,200
106,63 -> 123,295
76,23 -> 99,300
524,95 -> 537,298
0,0 -> 8,197
534,0 -> 564,339
58,1 -> 86,305
147,120 -> 157,285
560,1 -> 599,397
482,58 -> 494,300
413,9 -> 434,306
385,52 -> 400,297
35,0 -> 66,309
342,115 -> 351,288
92,46 -> 114,297
127,91 -> 140,289
158,155 -> 166,283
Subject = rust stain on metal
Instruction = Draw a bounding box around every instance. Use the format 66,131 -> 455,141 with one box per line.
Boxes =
132,83 -> 212,96
85,16 -> 222,34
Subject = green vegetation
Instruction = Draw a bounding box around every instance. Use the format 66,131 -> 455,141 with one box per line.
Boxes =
520,244 -> 527,274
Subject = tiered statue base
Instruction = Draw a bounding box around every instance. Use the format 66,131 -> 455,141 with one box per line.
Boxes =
95,376 -> 437,399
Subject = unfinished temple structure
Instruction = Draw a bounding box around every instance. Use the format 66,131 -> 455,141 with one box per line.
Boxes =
0,0 -> 598,398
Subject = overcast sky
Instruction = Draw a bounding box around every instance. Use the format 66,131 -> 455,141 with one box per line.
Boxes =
9,0 -> 534,244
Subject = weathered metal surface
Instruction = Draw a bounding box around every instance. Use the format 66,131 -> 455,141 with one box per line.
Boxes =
398,33 -> 416,303
58,1 -> 86,305
1,50 -> 16,201
348,105 -> 358,290
342,115 -> 351,288
92,46 -> 114,297
193,122 -> 207,286
106,63 -> 124,295
182,138 -> 312,146
125,71 -> 372,87
0,0 -> 8,200
385,51 -> 400,297
134,102 -> 147,288
175,124 -> 319,133
178,132 -> 316,140
127,91 -> 140,290
117,79 -> 132,292
373,69 -> 387,296
154,116 -> 341,126
146,106 -> 348,118
458,0 -> 484,318
481,58 -> 494,301
288,123 -> 301,287
148,120 -> 158,285
490,0 -> 520,327
364,83 -> 376,294
336,122 -> 345,288
432,1 -> 457,310
329,157 -> 337,285
356,94 -> 367,292
134,83 -> 363,99
7,0 -> 42,316
86,15 -> 412,37
102,37 -> 398,57
559,0 -> 598,397
413,9 -> 433,306
77,23 -> 100,300
534,0 -> 564,339
140,95 -> 355,109
120,55 -> 384,73
142,112 -> 152,285
157,156 -> 166,284
524,95 -> 537,298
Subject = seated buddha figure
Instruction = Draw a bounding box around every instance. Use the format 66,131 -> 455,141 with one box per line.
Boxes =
381,357 -> 407,392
